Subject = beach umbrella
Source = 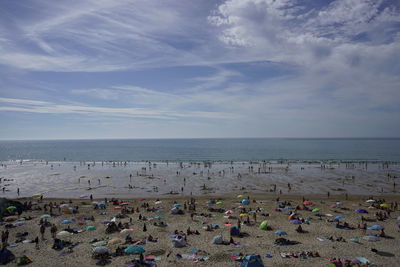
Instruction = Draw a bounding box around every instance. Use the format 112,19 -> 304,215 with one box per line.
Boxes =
366,199 -> 375,203
367,206 -> 377,210
355,209 -> 368,214
290,219 -> 302,225
225,210 -> 234,215
155,201 -> 162,205
334,215 -> 345,220
242,199 -> 250,205
259,221 -> 268,230
125,245 -> 145,255
138,198 -> 146,201
13,221 -> 25,226
120,229 -> 133,235
57,231 -> 72,238
154,215 -> 164,220
97,202 -> 106,207
79,194 -> 88,198
367,224 -> 384,230
86,226 -> 96,231
237,195 -> 243,198
216,201 -> 223,205
114,206 -> 122,210
330,204 -> 337,208
275,230 -> 287,236
312,208 -> 320,213
120,202 -> 129,206
174,203 -> 182,207
61,219 -> 73,224
303,201 -> 313,206
380,203 -> 390,208
92,246 -> 109,255
6,206 -> 17,212
60,204 -> 69,208
92,241 -> 107,247
363,236 -> 380,242
91,201 -> 98,205
108,238 -> 123,245
40,214 -> 51,219
32,193 -> 42,198
336,202 -> 344,206
239,213 -> 249,217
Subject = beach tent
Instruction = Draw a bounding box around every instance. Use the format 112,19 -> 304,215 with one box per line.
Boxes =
172,236 -> 186,248
259,221 -> 268,230
86,226 -> 96,231
240,254 -> 264,267
212,235 -> 223,244
230,226 -> 241,236
0,198 -> 24,218
125,245 -> 145,255
0,248 -> 15,265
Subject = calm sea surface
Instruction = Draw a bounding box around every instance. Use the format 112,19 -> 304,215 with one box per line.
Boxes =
0,138 -> 399,162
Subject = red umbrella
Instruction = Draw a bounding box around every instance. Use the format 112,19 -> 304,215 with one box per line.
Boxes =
303,201 -> 313,206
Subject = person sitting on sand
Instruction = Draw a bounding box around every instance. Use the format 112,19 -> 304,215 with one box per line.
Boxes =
296,225 -> 304,233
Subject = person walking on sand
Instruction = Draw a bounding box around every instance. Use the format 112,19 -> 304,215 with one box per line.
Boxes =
50,224 -> 57,239
17,188 -> 20,196
40,224 -> 46,240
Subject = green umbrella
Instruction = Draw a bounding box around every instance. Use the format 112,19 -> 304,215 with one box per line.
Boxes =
6,206 -> 16,212
312,208 -> 320,213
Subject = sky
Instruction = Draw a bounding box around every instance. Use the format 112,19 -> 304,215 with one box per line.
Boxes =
0,0 -> 400,140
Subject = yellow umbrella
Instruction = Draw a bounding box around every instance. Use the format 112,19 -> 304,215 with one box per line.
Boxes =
380,203 -> 390,208
32,193 -> 42,198
237,195 -> 243,198
239,213 -> 249,217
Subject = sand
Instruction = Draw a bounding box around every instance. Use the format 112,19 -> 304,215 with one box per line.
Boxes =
2,194 -> 400,266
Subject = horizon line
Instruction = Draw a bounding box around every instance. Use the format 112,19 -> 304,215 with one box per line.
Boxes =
1,137 -> 400,142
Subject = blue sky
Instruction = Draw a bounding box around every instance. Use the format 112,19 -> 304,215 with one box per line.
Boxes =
0,0 -> 400,139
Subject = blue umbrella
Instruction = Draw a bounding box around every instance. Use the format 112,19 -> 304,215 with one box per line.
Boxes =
355,209 -> 368,214
174,203 -> 182,207
61,219 -> 73,224
336,202 -> 344,206
334,215 -> 345,220
98,202 -> 106,207
275,230 -> 287,236
242,199 -> 250,205
367,224 -> 384,230
290,219 -> 302,225
124,245 -> 145,255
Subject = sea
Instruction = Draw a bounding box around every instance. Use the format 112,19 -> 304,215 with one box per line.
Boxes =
1,138 -> 400,162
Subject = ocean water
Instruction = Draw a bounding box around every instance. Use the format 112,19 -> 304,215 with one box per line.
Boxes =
0,138 -> 399,162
